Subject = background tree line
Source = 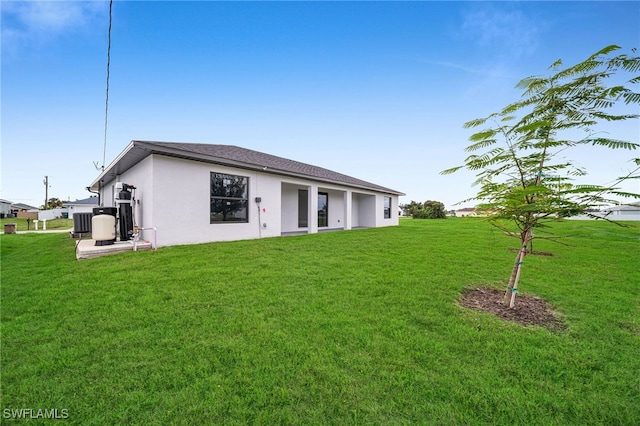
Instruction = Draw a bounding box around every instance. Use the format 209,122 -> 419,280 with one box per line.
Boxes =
400,200 -> 447,219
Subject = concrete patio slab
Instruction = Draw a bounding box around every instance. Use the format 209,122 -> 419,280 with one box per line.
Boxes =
76,238 -> 153,260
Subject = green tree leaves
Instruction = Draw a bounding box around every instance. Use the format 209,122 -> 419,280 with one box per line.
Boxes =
401,200 -> 447,219
442,45 -> 640,307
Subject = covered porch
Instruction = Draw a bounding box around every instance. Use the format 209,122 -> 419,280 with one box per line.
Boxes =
280,182 -> 376,236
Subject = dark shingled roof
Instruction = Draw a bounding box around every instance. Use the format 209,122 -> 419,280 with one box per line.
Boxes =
91,141 -> 403,195
10,202 -> 38,210
63,196 -> 99,206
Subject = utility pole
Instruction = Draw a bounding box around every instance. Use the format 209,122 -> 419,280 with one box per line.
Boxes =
43,176 -> 49,209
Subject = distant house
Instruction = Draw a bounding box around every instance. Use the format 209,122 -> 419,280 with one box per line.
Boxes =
88,141 -> 404,247
567,202 -> 640,221
603,202 -> 640,221
11,203 -> 39,219
454,207 -> 479,217
11,202 -> 38,212
63,196 -> 99,219
0,199 -> 12,218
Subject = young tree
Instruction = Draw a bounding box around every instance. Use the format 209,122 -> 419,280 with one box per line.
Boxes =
442,45 -> 640,308
400,201 -> 422,217
416,200 -> 447,219
42,198 -> 63,210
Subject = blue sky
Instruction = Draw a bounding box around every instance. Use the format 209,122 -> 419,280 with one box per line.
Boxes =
2,1 -> 639,209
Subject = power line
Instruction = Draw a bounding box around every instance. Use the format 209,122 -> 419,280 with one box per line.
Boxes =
100,0 -> 113,172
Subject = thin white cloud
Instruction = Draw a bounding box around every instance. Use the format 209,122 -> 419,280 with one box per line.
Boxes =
461,4 -> 542,58
431,60 -> 483,75
422,58 -> 512,79
2,1 -> 107,48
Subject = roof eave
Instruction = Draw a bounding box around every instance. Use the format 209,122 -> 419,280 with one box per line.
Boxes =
89,140 -> 405,196
89,141 -> 138,191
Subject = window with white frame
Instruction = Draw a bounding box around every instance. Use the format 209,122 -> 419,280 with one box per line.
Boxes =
384,196 -> 392,219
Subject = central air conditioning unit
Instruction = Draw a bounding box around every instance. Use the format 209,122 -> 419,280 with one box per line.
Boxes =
73,212 -> 93,234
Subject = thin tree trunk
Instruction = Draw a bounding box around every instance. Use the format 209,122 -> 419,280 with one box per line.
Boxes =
503,229 -> 531,307
503,247 -> 525,306
509,252 -> 524,308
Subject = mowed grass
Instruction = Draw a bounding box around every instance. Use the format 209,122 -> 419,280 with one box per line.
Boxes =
1,219 -> 638,424
1,217 -> 73,232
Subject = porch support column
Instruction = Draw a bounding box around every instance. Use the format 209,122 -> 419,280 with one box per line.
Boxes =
309,185 -> 318,234
343,190 -> 352,230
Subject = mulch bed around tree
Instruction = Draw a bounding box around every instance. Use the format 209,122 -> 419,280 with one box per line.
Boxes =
459,287 -> 566,332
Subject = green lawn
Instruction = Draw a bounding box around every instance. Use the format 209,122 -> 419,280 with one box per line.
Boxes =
1,219 -> 638,424
1,217 -> 73,232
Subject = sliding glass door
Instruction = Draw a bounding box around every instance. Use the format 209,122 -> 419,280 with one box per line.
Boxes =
318,192 -> 328,227
298,189 -> 308,228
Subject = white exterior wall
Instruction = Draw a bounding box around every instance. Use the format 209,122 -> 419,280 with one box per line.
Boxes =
614,211 -> 640,220
323,188 -> 345,230
64,197 -> 99,217
99,155 -> 155,242
143,155 -> 280,246
377,194 -> 399,227
38,208 -> 68,220
67,204 -> 99,218
351,194 -> 361,227
97,154 -> 400,247
123,155 -> 154,241
568,211 -> 640,221
281,182 -> 308,233
353,193 -> 376,228
0,201 -> 12,215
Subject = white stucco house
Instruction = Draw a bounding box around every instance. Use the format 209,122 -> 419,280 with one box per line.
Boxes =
63,196 -> 100,218
601,202 -> 640,221
88,141 -> 404,247
0,199 -> 13,217
568,202 -> 640,221
454,207 -> 479,217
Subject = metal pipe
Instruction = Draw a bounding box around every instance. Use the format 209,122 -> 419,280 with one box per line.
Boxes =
130,226 -> 158,251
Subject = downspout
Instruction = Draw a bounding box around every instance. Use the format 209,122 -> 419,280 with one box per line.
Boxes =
86,186 -> 101,206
